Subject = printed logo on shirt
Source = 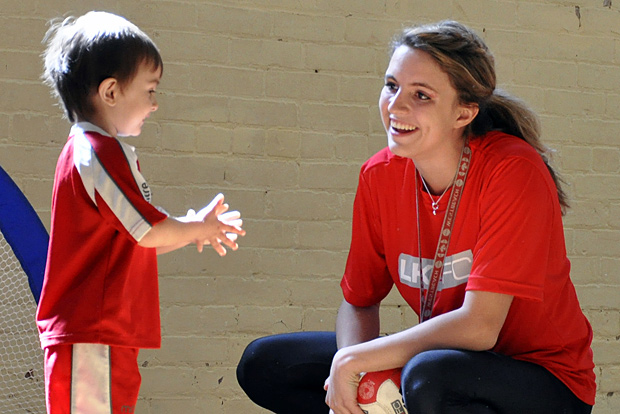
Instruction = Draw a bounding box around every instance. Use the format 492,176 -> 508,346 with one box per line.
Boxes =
398,250 -> 472,290
140,181 -> 152,202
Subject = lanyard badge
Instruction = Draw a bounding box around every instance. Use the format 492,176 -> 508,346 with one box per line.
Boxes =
416,144 -> 472,323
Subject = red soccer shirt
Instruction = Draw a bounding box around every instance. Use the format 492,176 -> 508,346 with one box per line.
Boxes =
341,131 -> 596,405
37,123 -> 168,349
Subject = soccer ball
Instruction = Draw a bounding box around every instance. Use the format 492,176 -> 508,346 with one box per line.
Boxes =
357,368 -> 408,414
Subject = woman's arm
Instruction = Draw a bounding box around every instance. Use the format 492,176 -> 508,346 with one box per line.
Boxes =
336,300 -> 380,349
336,290 -> 513,374
326,290 -> 513,414
326,300 -> 381,414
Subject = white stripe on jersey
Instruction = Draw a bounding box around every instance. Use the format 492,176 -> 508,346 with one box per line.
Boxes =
71,343 -> 112,414
71,122 -> 153,242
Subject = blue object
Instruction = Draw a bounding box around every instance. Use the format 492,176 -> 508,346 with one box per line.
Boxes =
0,165 -> 48,304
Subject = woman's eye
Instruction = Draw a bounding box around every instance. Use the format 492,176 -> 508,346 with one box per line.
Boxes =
416,91 -> 430,101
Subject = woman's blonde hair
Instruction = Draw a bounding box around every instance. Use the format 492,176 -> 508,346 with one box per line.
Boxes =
393,21 -> 569,213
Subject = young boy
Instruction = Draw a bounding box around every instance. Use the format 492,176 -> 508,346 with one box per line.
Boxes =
37,11 -> 245,414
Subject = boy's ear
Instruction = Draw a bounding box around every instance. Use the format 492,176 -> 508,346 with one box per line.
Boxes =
98,78 -> 119,107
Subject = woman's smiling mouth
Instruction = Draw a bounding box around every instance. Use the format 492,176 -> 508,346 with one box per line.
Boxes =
390,119 -> 418,133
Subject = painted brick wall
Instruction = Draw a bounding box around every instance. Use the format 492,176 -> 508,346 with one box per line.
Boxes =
1,1 -> 618,413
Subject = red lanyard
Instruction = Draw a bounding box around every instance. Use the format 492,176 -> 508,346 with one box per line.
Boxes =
416,144 -> 472,323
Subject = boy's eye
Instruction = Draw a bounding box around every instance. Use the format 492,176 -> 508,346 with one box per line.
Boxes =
384,81 -> 398,91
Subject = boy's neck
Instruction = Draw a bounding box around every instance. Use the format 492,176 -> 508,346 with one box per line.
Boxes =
78,114 -> 117,138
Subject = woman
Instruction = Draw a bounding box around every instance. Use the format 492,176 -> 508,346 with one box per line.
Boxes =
237,21 -> 595,414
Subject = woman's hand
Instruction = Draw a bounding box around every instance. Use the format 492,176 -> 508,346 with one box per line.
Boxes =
324,349 -> 365,414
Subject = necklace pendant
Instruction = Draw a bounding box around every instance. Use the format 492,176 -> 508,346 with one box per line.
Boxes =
432,202 -> 438,215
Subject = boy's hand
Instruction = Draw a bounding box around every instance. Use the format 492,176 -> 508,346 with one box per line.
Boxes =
195,194 -> 245,255
193,193 -> 225,221
178,193 -> 229,222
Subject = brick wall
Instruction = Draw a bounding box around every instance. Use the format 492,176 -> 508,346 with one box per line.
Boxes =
1,1 -> 618,413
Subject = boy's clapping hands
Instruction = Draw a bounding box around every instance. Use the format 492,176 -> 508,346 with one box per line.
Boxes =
179,193 -> 245,255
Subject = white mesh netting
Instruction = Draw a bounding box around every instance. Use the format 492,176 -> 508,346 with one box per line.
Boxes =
0,229 -> 45,413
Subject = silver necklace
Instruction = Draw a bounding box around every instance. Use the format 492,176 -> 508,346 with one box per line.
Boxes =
419,145 -> 465,215
420,175 -> 451,215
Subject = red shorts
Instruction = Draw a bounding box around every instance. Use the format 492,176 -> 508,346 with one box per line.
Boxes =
44,343 -> 141,414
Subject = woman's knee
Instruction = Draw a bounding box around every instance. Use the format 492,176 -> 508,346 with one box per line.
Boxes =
237,332 -> 336,412
237,332 -> 336,392
237,336 -> 278,392
400,349 -> 465,409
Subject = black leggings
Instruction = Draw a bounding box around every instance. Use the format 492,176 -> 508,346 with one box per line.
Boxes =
236,331 -> 592,414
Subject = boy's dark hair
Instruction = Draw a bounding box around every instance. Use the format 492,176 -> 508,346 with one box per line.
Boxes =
42,11 -> 163,123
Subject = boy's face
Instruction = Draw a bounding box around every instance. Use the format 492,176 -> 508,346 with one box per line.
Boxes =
112,61 -> 162,137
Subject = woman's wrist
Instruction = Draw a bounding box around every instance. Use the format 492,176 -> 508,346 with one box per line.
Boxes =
333,345 -> 364,379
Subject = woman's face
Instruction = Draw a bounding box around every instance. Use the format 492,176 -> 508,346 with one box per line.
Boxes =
379,45 -> 473,161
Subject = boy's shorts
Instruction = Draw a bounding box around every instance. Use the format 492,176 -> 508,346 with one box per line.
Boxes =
44,343 -> 141,414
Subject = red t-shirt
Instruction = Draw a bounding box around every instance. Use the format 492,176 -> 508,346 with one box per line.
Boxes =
340,131 -> 596,405
37,122 -> 168,349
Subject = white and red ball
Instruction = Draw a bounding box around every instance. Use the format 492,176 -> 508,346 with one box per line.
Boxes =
357,368 -> 408,414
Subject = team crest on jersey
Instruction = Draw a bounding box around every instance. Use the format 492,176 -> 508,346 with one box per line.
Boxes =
398,250 -> 472,289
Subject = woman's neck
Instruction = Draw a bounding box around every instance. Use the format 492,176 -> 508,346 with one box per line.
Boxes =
415,140 -> 465,195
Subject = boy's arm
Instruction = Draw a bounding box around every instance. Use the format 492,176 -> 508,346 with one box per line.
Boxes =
140,217 -> 233,255
154,236 -> 190,255
147,215 -> 242,255
139,194 -> 245,256
146,218 -> 193,255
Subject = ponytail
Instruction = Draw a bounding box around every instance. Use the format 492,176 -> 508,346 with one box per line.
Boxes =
470,89 -> 570,214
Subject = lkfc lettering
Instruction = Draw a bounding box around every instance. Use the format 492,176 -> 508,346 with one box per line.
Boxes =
398,250 -> 473,289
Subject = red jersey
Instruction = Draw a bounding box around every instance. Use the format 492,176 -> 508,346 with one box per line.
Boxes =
37,122 -> 168,349
340,131 -> 596,405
